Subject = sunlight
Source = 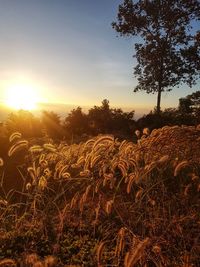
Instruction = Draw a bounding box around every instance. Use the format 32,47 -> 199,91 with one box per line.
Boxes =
5,84 -> 39,110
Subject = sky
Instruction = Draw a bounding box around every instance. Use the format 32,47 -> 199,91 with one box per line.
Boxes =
0,0 -> 199,116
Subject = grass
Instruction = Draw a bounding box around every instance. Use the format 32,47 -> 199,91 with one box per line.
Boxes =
0,125 -> 200,266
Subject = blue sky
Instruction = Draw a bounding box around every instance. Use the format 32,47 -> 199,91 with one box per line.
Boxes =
0,0 -> 199,115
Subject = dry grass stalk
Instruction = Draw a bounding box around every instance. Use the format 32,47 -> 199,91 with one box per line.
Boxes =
79,196 -> 84,212
119,140 -> 128,151
8,140 -> 28,156
0,259 -> 16,266
26,182 -> 32,191
84,153 -> 91,170
38,176 -> 48,190
95,179 -> 102,193
115,227 -> 126,258
174,161 -> 190,176
44,255 -> 57,267
125,237 -> 150,267
75,155 -> 85,167
124,252 -> 130,267
93,135 -> 114,150
33,261 -> 44,267
0,199 -> 8,206
9,131 -> 22,143
90,154 -> 101,168
82,185 -> 92,202
61,172 -> 71,179
158,155 -> 169,164
181,252 -> 191,267
127,173 -> 136,194
58,165 -> 69,179
105,199 -> 114,214
43,143 -> 56,152
80,170 -> 90,177
97,241 -> 105,266
152,245 -> 161,254
135,188 -> 143,202
24,253 -> 39,265
94,203 -> 101,224
143,128 -> 150,136
118,161 -> 128,177
0,158 -> 3,167
28,166 -> 37,180
135,130 -> 140,138
29,145 -> 43,153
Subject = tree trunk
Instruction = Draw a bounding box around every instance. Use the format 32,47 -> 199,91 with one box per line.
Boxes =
157,53 -> 163,114
156,85 -> 162,114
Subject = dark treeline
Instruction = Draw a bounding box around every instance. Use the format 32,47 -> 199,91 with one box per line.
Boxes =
1,91 -> 200,153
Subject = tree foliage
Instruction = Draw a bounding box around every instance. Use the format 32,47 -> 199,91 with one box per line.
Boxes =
41,111 -> 64,140
88,99 -> 112,134
64,107 -> 88,137
112,0 -> 200,113
64,100 -> 135,140
179,90 -> 200,118
88,99 -> 135,137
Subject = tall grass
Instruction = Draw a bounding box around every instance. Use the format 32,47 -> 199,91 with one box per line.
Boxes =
0,125 -> 200,266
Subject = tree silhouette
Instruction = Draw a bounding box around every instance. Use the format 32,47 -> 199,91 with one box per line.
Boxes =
64,107 -> 88,137
179,91 -> 200,121
88,99 -> 135,137
111,107 -> 135,137
88,99 -> 112,134
41,111 -> 64,140
112,0 -> 200,113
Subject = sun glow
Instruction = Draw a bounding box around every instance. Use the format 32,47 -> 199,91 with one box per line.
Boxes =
5,85 -> 38,110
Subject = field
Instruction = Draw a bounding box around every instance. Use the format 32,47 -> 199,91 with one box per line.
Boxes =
0,125 -> 200,266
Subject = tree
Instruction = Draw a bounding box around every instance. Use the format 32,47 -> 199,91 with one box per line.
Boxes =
179,97 -> 193,114
112,0 -> 200,113
88,99 -> 135,137
179,90 -> 200,120
88,99 -> 112,134
41,111 -> 64,140
64,107 -> 88,137
111,108 -> 135,137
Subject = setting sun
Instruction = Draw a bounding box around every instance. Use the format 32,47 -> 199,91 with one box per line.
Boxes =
5,85 -> 38,110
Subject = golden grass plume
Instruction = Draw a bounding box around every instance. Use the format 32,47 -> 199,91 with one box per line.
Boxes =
8,140 -> 28,157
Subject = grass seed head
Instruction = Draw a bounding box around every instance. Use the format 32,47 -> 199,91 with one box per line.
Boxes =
174,161 -> 190,176
143,128 -> 150,136
24,253 -> 39,265
97,241 -> 105,266
8,140 -> 28,156
9,132 -> 22,143
25,182 -> 32,191
38,176 -> 48,190
44,255 -> 57,267
105,199 -> 114,214
135,130 -> 140,138
0,158 -> 3,167
0,259 -> 16,266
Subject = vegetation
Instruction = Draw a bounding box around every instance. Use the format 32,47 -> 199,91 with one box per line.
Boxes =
1,92 -> 200,150
0,93 -> 200,266
0,124 -> 200,266
0,2 -> 199,266
112,0 -> 200,113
